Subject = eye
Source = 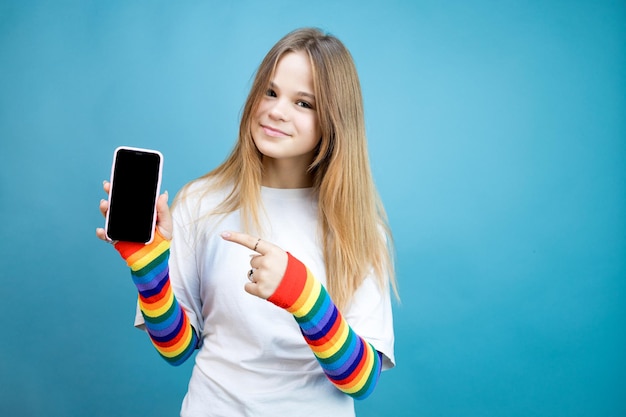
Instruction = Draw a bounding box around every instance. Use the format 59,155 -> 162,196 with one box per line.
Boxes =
297,100 -> 314,109
265,88 -> 277,97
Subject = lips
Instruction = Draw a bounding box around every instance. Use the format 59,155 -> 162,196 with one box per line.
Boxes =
261,124 -> 289,137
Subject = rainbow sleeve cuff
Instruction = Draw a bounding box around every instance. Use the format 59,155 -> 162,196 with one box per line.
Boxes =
115,231 -> 198,366
267,253 -> 383,399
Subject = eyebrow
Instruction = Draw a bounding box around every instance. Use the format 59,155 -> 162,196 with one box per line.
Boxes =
269,81 -> 316,101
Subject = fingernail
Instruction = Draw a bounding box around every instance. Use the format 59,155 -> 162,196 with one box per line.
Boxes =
221,231 -> 231,238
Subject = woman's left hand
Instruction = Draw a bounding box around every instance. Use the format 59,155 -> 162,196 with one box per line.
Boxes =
220,231 -> 288,299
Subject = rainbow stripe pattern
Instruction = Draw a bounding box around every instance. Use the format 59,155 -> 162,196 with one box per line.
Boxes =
268,253 -> 383,399
115,231 -> 198,366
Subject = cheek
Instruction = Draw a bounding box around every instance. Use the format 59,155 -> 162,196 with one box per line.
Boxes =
253,97 -> 272,118
305,129 -> 322,153
252,103 -> 264,120
305,114 -> 321,139
311,123 -> 322,145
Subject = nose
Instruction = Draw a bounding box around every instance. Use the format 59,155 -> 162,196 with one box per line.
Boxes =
268,98 -> 289,122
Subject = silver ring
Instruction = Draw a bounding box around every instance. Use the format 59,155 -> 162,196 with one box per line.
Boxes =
247,269 -> 255,282
253,238 -> 261,252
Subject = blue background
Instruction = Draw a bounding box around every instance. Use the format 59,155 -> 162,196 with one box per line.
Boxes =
1,1 -> 624,416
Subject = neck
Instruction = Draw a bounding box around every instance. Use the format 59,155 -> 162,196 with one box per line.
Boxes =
261,156 -> 313,188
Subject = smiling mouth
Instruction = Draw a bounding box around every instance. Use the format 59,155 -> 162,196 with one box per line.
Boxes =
261,124 -> 289,137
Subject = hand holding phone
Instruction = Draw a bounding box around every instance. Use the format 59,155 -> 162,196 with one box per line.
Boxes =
104,146 -> 163,244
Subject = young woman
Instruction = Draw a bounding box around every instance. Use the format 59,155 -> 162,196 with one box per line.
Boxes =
97,27 -> 397,417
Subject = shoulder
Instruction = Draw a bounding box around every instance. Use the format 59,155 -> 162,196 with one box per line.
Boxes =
170,176 -> 235,244
170,177 -> 233,228
175,176 -> 232,210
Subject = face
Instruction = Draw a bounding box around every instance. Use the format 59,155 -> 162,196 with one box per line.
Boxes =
251,51 -> 322,168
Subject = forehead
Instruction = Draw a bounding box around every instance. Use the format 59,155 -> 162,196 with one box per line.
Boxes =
271,50 -> 315,91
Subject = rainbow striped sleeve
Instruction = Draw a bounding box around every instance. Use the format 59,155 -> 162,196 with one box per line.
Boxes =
114,231 -> 198,366
267,253 -> 383,399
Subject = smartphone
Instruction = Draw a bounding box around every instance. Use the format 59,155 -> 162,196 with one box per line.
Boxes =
105,146 -> 163,244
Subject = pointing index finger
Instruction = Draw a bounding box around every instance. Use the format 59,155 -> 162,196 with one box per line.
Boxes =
221,231 -> 267,254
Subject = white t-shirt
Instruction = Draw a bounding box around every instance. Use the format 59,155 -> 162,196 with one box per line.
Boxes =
135,180 -> 395,417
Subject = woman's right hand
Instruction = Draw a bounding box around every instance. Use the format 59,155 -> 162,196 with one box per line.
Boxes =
95,181 -> 173,242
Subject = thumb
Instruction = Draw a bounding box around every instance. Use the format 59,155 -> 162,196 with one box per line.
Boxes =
156,191 -> 173,240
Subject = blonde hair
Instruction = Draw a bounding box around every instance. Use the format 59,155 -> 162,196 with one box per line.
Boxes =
178,28 -> 397,309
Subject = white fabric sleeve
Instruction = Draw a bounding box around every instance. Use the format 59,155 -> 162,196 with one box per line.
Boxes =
343,275 -> 396,370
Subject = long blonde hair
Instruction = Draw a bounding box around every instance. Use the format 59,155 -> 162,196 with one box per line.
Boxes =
178,28 -> 397,309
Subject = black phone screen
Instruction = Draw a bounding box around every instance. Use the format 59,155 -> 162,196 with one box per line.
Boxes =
106,147 -> 162,243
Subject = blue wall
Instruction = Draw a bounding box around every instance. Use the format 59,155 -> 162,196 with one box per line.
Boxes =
1,1 -> 624,416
